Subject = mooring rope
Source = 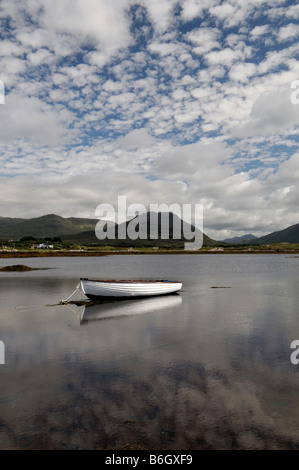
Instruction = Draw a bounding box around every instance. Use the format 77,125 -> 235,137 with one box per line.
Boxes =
14,282 -> 83,310
60,282 -> 82,304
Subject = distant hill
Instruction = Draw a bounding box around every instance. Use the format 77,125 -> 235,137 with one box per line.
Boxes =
221,234 -> 257,244
0,214 -> 98,239
220,224 -> 299,245
0,212 -> 216,247
62,212 -> 217,247
0,216 -> 25,230
253,223 -> 299,244
4,212 -> 299,247
116,212 -> 214,242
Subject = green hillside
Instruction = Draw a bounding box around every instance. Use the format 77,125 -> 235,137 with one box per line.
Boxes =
0,211 -> 219,247
62,212 -> 217,247
254,223 -> 299,244
221,234 -> 257,244
0,214 -> 98,239
0,216 -> 25,231
6,212 -> 299,247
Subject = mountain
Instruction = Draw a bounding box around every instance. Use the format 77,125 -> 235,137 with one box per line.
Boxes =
0,216 -> 25,230
220,223 -> 299,245
221,234 -> 257,244
2,213 -> 299,247
0,214 -> 98,239
253,223 -> 299,244
0,211 -> 216,247
117,211 -> 215,245
63,211 -> 217,247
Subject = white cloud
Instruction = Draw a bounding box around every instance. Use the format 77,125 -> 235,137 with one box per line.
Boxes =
209,0 -> 286,28
156,141 -> 231,176
229,63 -> 257,83
42,0 -> 132,57
277,23 -> 299,42
268,4 -> 299,21
27,48 -> 54,66
0,93 -> 73,146
140,0 -> 178,32
118,129 -> 155,149
250,25 -> 270,38
186,28 -> 221,56
102,80 -> 123,93
174,110 -> 201,124
232,89 -> 299,138
181,0 -> 218,22
209,2 -> 236,25
205,48 -> 243,67
16,28 -> 54,50
0,0 -> 298,239
148,42 -> 180,56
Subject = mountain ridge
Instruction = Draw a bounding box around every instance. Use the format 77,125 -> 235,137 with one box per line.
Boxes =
220,234 -> 257,244
0,212 -> 216,247
253,223 -> 299,245
0,216 -> 26,231
65,211 -> 217,247
1,213 -> 299,246
0,214 -> 98,239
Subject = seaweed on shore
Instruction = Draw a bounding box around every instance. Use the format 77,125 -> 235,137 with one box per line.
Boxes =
0,264 -> 35,272
0,264 -> 52,272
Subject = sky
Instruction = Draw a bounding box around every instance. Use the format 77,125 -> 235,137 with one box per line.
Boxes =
0,0 -> 299,240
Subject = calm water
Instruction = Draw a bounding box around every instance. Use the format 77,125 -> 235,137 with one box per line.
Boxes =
1,254 -> 299,449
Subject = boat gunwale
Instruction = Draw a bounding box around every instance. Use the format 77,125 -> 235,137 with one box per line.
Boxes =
80,278 -> 181,284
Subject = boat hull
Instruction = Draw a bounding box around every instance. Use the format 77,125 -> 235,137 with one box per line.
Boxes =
80,279 -> 182,298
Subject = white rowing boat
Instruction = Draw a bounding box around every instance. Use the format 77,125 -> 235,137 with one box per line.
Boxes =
80,278 -> 182,298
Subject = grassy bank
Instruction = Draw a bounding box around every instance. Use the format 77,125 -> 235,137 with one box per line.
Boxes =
1,243 -> 299,257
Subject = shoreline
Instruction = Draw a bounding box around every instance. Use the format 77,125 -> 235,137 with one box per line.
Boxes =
0,249 -> 299,258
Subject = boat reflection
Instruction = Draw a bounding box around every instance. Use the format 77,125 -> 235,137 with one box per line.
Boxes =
80,294 -> 182,324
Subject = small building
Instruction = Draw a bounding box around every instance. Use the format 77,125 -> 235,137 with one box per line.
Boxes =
34,243 -> 54,249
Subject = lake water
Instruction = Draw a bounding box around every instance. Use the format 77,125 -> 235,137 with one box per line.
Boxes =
1,254 -> 299,449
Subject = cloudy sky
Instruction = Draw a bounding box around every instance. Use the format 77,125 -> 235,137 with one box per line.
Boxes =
0,0 -> 299,239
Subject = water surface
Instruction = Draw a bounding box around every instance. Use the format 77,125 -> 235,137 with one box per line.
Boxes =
0,254 -> 299,449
